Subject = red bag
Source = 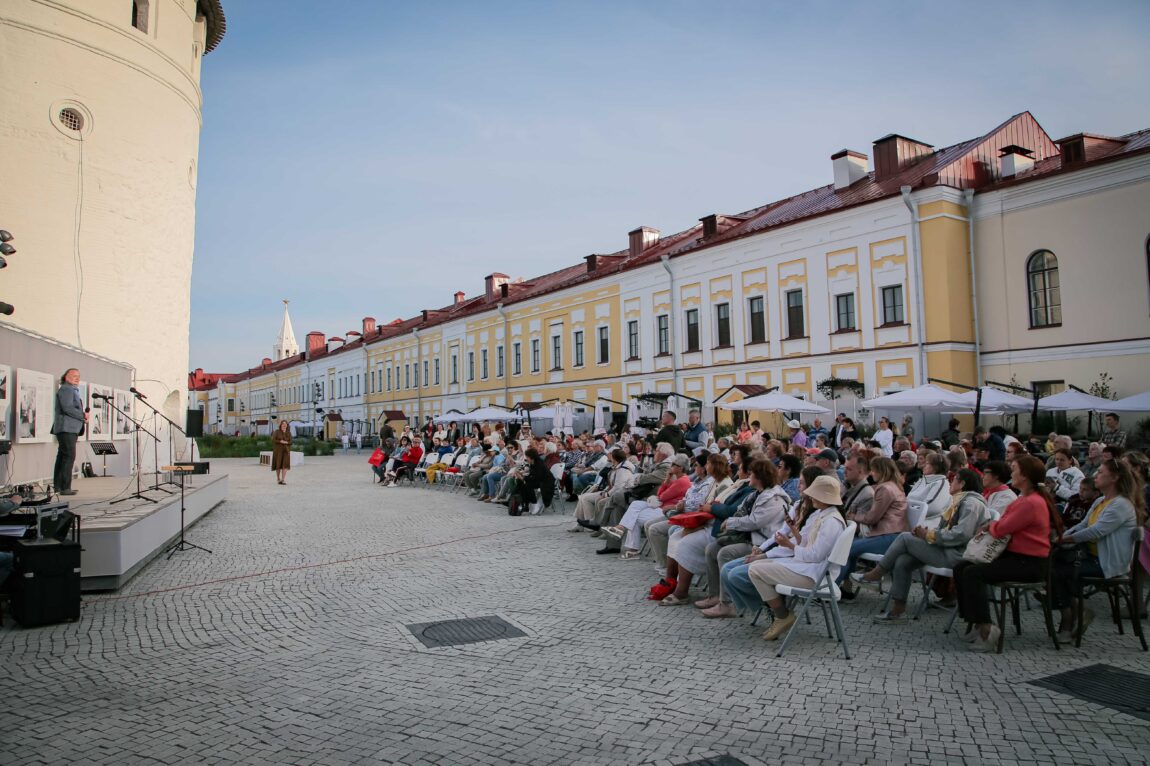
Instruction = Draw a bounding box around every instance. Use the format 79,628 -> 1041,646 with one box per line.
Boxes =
667,511 -> 714,530
368,449 -> 385,467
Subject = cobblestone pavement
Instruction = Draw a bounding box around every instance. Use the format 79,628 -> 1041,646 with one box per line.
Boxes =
3,454 -> 1149,765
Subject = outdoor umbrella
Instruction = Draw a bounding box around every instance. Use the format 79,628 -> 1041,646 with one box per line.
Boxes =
861,384 -> 969,411
946,387 -> 1035,414
719,390 -> 830,415
458,406 -> 521,423
1036,390 -> 1114,412
432,411 -> 464,424
1108,390 -> 1150,412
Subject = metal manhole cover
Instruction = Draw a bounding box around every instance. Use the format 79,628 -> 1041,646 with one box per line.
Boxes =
681,757 -> 746,766
406,615 -> 526,648
1030,664 -> 1150,722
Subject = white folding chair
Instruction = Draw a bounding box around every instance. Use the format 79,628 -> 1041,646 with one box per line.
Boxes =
860,499 -> 929,595
448,453 -> 472,491
775,521 -> 858,659
912,504 -> 1001,628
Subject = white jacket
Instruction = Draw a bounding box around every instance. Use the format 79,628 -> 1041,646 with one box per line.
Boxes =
908,474 -> 950,518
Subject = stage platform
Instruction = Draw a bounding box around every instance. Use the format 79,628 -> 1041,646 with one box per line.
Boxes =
58,473 -> 229,591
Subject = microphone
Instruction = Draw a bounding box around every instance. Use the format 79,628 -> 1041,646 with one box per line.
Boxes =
130,386 -> 147,400
92,393 -> 111,400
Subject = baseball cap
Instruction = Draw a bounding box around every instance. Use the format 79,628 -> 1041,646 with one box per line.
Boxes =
817,448 -> 839,464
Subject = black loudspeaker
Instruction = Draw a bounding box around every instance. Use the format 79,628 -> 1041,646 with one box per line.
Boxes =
9,539 -> 82,627
186,408 -> 204,438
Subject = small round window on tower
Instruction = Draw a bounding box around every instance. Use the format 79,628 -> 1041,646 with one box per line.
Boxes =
58,107 -> 84,132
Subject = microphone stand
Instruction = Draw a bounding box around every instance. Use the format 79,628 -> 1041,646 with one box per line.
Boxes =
131,392 -> 183,492
102,397 -> 161,505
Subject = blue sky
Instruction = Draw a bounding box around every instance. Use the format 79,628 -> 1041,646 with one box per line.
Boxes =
190,0 -> 1150,371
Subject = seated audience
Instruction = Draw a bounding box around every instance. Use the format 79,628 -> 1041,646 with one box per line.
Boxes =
838,456 -> 909,599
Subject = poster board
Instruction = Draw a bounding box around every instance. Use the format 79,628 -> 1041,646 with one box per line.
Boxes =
88,382 -> 113,440
0,364 -> 10,440
113,389 -> 134,440
15,368 -> 56,444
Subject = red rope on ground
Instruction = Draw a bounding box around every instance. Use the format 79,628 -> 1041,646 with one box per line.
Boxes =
88,520 -> 570,603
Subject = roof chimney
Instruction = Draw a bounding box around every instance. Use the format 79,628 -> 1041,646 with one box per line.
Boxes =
628,226 -> 660,258
584,254 -> 600,272
872,134 -> 933,181
453,291 -> 466,305
500,282 -> 509,299
329,336 -> 345,349
998,145 -> 1035,179
831,149 -> 869,190
484,272 -> 509,300
699,215 -> 718,239
305,331 -> 326,357
362,316 -> 376,335
261,358 -> 272,367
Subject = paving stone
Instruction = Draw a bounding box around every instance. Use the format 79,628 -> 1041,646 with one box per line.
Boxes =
2,454 -> 1149,764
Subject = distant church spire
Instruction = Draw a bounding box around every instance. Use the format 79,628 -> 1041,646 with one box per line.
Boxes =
274,299 -> 299,360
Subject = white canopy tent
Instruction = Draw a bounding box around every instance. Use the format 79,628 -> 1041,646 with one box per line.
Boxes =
944,387 -> 1035,415
1107,390 -> 1150,413
861,384 -> 969,411
431,410 -> 465,424
456,406 -> 522,423
719,391 -> 830,415
1036,390 -> 1114,412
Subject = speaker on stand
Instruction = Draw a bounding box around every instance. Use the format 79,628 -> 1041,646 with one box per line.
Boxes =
186,408 -> 204,467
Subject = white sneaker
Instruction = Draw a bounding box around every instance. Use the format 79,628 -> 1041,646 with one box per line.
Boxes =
529,501 -> 543,515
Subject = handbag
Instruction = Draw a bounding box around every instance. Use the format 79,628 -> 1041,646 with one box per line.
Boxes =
667,511 -> 714,530
367,448 -> 385,467
961,531 -> 1011,564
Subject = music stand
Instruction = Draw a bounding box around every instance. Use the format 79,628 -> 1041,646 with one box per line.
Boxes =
90,441 -> 118,477
163,464 -> 211,558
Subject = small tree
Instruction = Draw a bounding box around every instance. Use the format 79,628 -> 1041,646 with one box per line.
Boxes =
1088,372 -> 1118,401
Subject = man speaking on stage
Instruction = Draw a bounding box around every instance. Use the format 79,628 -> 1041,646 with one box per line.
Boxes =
51,367 -> 87,496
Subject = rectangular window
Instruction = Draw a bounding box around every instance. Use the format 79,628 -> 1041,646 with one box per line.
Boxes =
467,352 -> 475,381
422,360 -> 429,387
513,342 -> 522,375
598,326 -> 610,364
387,369 -> 392,391
786,289 -> 805,338
404,364 -> 410,389
451,355 -> 458,384
573,331 -> 584,367
835,293 -> 856,331
685,309 -> 700,351
227,398 -> 235,412
434,358 -> 440,385
715,303 -> 731,347
497,346 -> 505,377
657,315 -> 670,355
881,285 -> 905,325
531,339 -> 540,372
481,349 -> 489,379
627,320 -> 639,359
748,296 -> 766,344
551,334 -> 562,370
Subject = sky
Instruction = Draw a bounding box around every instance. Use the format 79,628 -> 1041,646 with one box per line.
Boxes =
190,0 -> 1150,372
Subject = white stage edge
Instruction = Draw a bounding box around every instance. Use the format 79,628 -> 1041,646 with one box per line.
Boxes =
80,475 -> 229,591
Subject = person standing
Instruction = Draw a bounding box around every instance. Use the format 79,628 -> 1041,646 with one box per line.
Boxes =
874,417 -> 895,457
51,368 -> 87,496
1100,413 -> 1128,449
272,420 -> 292,484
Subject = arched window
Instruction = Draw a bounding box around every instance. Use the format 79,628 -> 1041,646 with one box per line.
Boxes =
1027,250 -> 1061,328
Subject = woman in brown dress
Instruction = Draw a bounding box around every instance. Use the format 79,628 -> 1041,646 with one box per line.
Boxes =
272,420 -> 292,485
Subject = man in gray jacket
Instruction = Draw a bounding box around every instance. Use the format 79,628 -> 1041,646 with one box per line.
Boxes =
51,368 -> 87,495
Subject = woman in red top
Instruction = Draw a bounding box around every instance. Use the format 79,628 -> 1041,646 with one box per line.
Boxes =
952,455 -> 1063,652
